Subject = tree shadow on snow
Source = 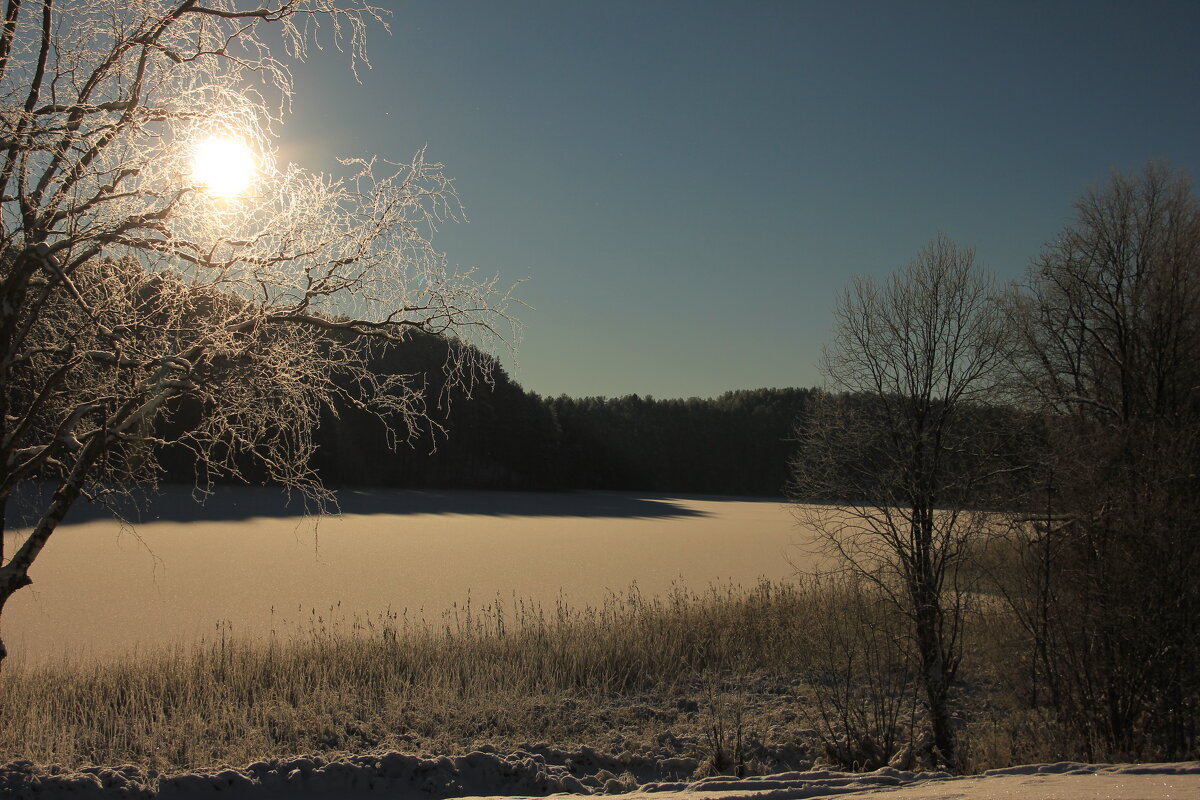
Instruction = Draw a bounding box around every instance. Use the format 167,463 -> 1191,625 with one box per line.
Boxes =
4,483 -> 714,527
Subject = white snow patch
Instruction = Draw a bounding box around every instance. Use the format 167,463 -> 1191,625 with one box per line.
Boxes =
1,754 -> 1197,800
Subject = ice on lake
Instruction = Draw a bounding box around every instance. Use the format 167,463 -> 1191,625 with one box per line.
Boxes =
2,485 -> 824,661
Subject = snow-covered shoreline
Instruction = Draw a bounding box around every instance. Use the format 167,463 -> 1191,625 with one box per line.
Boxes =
2,752 -> 1197,799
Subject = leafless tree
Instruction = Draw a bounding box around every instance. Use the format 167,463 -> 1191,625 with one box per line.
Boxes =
0,1 -> 516,663
1003,164 -> 1200,758
789,235 -> 1011,767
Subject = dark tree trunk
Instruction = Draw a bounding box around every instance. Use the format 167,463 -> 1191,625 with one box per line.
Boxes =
911,508 -> 956,767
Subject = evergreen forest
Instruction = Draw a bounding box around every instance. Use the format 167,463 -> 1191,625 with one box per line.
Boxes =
160,332 -> 814,497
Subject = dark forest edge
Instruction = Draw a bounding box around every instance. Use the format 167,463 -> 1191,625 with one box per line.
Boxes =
153,330 -> 816,499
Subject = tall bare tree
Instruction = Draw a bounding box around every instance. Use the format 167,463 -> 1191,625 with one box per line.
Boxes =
0,1 -> 515,662
790,235 -> 1011,767
1004,164 -> 1200,758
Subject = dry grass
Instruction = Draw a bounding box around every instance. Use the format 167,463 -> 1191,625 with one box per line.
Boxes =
0,582 -> 817,771
0,579 -> 1064,774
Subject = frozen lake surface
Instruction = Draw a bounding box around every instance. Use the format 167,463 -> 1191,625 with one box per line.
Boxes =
3,485 -> 820,662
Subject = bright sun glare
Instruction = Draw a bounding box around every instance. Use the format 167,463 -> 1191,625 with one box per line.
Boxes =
191,136 -> 256,198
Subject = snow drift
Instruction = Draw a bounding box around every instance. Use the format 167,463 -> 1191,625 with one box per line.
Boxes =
1,751 -> 1197,799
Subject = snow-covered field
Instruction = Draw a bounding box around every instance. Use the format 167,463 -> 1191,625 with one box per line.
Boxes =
1,753 -> 1196,799
3,486 -> 822,661
5,487 -> 1195,798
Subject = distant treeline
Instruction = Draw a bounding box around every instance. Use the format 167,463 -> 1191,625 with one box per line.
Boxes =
158,333 -> 812,497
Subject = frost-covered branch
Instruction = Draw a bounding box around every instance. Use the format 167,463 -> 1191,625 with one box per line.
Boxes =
0,0 -> 518,664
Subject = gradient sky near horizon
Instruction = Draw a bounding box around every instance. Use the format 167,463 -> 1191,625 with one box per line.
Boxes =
280,0 -> 1200,400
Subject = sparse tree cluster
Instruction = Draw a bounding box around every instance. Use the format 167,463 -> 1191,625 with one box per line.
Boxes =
1002,164 -> 1200,759
792,165 -> 1200,765
790,235 -> 1012,767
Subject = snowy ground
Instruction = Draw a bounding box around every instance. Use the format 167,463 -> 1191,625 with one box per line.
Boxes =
3,486 -> 817,661
1,752 -> 1196,799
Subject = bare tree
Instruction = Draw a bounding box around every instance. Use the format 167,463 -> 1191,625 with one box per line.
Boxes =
0,1 -> 516,663
789,235 -> 1011,767
1003,164 -> 1200,758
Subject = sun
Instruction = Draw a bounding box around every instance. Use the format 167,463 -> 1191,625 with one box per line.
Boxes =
191,136 -> 256,198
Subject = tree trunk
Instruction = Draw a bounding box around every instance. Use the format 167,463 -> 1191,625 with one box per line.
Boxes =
914,594 -> 955,765
0,474 -> 84,664
911,506 -> 956,768
0,565 -> 31,665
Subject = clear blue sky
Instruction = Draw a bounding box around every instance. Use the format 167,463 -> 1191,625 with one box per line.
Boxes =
281,0 -> 1200,399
